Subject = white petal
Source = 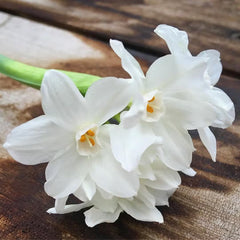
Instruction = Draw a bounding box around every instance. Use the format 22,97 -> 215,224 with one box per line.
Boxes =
153,122 -> 194,171
48,202 -> 91,214
85,77 -> 133,125
198,50 -> 222,85
82,176 -> 96,201
138,164 -> 156,181
91,191 -> 118,213
154,24 -> 191,56
148,188 -> 176,206
138,186 -> 156,208
110,123 -> 162,171
145,55 -> 178,91
164,90 -> 217,130
74,186 -> 88,202
143,167 -> 181,190
110,39 -> 145,89
41,70 -> 87,130
90,149 -> 139,198
44,145 -> 89,198
209,87 -> 235,128
119,199 -> 163,223
120,92 -> 145,128
166,55 -> 208,91
146,54 -> 207,92
54,197 -> 68,213
3,116 -> 72,165
198,127 -> 216,161
84,207 -> 122,227
98,187 -> 113,200
181,168 -> 196,176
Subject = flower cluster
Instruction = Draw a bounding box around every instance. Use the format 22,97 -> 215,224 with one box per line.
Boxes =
3,25 -> 234,227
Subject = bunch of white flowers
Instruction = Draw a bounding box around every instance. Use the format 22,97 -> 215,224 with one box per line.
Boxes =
3,25 -> 234,227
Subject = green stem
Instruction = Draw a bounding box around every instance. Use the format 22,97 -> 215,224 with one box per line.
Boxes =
0,55 -> 101,95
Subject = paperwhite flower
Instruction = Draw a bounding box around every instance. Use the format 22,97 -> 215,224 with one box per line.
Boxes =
109,25 -> 234,171
48,147 -> 181,227
4,70 -> 139,199
154,24 -> 235,161
110,41 -> 198,172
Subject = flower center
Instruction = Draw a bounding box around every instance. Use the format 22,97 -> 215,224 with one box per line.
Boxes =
143,90 -> 165,122
76,127 -> 100,156
146,96 -> 155,113
79,129 -> 96,147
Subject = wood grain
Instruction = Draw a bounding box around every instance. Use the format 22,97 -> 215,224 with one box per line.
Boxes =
0,0 -> 239,75
0,11 -> 240,240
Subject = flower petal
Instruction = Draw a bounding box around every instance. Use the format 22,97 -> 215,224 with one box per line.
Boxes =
146,54 -> 207,92
110,123 -> 162,171
53,197 -> 68,213
153,122 -> 194,171
85,77 -> 133,125
82,176 -> 96,201
154,24 -> 191,56
198,127 -> 216,162
145,55 -> 178,91
110,39 -> 145,89
119,199 -> 163,223
138,186 -> 156,208
181,168 -> 196,176
3,116 -> 72,165
198,50 -> 222,85
84,207 -> 122,227
44,145 -> 89,198
91,191 -> 118,213
148,188 -> 176,206
138,164 -> 156,181
74,186 -> 88,202
48,202 -> 91,214
90,149 -> 139,198
120,92 -> 145,128
143,166 -> 181,190
41,70 -> 87,130
209,87 -> 235,128
164,91 -> 217,130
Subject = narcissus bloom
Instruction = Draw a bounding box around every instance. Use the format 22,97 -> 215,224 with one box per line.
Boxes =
4,70 -> 139,199
109,24 -> 234,172
154,24 -> 235,161
48,148 -> 181,227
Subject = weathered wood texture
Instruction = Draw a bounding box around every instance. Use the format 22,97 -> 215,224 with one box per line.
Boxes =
0,0 -> 239,75
0,11 -> 240,240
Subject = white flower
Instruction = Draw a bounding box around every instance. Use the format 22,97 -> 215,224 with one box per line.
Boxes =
154,24 -> 235,161
109,40 -> 198,172
4,70 -> 139,199
109,25 -> 234,171
48,147 -> 181,227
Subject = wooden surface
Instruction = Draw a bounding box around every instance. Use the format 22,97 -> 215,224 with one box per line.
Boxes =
0,1 -> 239,239
0,0 -> 240,74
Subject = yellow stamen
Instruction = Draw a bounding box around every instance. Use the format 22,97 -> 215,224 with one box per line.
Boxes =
148,96 -> 155,102
89,138 -> 95,146
80,135 -> 86,142
87,129 -> 95,136
147,104 -> 154,113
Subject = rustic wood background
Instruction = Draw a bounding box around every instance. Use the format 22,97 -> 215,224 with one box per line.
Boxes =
0,1 -> 239,239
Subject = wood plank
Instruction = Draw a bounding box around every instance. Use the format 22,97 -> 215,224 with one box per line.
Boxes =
0,0 -> 239,75
0,12 -> 240,240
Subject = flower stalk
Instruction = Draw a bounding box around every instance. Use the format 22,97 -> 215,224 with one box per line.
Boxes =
0,54 -> 100,95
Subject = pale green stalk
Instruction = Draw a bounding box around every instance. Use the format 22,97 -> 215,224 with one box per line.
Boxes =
0,55 -> 100,95
0,55 -> 123,123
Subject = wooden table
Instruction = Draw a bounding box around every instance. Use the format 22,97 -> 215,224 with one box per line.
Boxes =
0,1 -> 239,239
